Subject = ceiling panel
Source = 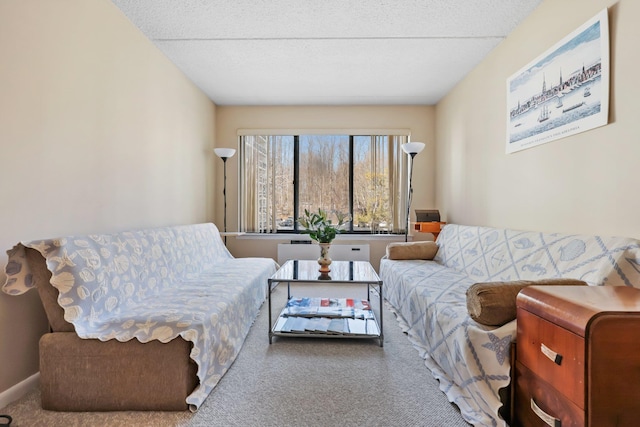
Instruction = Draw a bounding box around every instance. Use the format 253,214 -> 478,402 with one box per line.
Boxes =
111,0 -> 542,105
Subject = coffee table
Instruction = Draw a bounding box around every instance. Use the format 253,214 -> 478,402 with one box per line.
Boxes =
268,260 -> 383,346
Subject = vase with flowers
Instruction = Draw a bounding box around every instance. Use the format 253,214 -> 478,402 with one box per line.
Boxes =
298,208 -> 350,273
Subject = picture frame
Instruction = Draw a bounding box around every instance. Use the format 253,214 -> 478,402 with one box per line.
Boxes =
506,9 -> 609,154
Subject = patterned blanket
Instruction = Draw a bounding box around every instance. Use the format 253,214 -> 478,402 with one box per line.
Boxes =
3,223 -> 278,410
380,224 -> 640,426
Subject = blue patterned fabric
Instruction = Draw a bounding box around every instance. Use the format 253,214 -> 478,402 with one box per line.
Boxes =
2,223 -> 278,410
380,224 -> 640,426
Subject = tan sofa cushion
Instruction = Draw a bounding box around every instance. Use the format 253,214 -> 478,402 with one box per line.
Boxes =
386,241 -> 439,260
466,278 -> 587,326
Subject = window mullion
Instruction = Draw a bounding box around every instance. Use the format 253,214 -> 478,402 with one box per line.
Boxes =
293,135 -> 299,233
269,137 -> 276,233
349,136 -> 354,232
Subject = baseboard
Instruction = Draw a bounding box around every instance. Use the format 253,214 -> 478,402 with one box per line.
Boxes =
0,372 -> 39,409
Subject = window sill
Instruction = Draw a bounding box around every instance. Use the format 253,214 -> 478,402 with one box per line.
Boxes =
235,233 -> 409,242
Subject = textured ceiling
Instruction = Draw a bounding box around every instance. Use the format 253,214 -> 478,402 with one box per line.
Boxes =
111,0 -> 542,106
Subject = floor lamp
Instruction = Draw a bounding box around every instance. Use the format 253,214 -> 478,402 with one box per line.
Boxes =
401,142 -> 425,242
214,148 -> 236,245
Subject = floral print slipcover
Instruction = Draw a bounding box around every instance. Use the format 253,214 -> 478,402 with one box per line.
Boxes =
380,224 -> 640,426
2,223 -> 278,410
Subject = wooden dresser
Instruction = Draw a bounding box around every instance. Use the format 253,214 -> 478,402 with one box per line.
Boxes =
514,286 -> 640,427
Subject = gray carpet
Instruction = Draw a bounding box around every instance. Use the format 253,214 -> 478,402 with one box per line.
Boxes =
2,286 -> 470,427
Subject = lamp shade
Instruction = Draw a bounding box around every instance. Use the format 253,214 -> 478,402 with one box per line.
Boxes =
214,148 -> 236,159
401,142 -> 425,155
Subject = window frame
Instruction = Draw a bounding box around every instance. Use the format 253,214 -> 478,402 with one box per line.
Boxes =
238,130 -> 411,236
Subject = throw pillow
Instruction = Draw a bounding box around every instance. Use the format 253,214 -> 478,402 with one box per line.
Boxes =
466,278 -> 587,326
386,241 -> 439,260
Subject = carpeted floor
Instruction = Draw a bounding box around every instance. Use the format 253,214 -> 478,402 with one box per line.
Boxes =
2,285 -> 471,427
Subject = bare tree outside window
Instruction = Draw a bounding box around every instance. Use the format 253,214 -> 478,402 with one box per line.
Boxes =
272,136 -> 294,230
298,135 -> 349,226
353,136 -> 393,232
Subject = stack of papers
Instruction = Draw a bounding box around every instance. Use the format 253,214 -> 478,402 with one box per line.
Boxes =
283,297 -> 373,319
273,296 -> 379,336
274,316 -> 379,336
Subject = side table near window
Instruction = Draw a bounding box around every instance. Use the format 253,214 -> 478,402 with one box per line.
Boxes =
219,231 -> 245,246
414,221 -> 446,239
219,232 -> 246,237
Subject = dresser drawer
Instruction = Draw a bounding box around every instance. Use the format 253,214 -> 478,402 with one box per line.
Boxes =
514,361 -> 584,427
517,309 -> 585,407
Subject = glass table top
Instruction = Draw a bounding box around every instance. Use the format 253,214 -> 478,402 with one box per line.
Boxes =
269,260 -> 381,284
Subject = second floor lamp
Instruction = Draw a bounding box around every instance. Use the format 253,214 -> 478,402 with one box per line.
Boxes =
401,142 -> 425,242
214,148 -> 236,244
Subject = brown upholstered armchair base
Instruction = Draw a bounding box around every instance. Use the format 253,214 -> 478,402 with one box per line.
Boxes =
26,246 -> 199,412
39,333 -> 198,411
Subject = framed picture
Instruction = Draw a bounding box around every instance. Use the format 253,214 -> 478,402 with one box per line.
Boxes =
506,9 -> 609,154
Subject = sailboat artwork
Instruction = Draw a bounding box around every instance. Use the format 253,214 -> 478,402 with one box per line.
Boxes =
538,105 -> 550,122
506,9 -> 610,154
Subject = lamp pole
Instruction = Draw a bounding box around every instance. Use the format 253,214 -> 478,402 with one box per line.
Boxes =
214,148 -> 236,245
401,142 -> 425,242
405,152 -> 417,242
222,156 -> 228,244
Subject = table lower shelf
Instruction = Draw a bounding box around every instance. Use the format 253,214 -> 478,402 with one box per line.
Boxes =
272,314 -> 380,337
270,296 -> 382,345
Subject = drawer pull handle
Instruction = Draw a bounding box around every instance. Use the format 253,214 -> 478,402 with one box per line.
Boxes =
531,398 -> 561,427
541,343 -> 563,365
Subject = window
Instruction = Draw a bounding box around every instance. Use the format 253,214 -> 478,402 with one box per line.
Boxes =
239,133 -> 409,234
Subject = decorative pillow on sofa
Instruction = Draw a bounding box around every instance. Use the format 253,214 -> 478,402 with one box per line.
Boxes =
466,278 -> 587,326
386,241 -> 439,260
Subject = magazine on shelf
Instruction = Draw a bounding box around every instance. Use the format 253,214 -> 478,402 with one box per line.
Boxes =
327,318 -> 350,334
287,297 -> 371,310
305,317 -> 332,332
273,296 -> 379,336
283,297 -> 373,319
274,315 -> 378,336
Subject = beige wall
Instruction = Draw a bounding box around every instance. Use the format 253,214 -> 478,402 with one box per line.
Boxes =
436,0 -> 640,238
214,105 -> 437,270
0,0 -> 216,397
